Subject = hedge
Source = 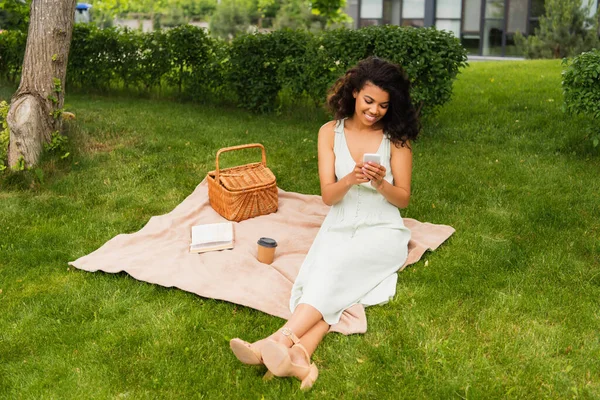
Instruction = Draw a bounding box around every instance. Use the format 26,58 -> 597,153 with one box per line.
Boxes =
68,24 -> 223,97
0,25 -> 468,115
292,26 -> 468,115
562,49 -> 600,146
0,30 -> 26,83
229,29 -> 313,113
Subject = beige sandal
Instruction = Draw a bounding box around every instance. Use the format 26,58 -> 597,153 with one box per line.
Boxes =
261,328 -> 319,390
229,338 -> 263,365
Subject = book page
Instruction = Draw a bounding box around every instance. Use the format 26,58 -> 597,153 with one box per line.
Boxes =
190,222 -> 234,252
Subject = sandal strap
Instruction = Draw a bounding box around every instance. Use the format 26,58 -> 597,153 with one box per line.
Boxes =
280,327 -> 300,345
292,343 -> 310,362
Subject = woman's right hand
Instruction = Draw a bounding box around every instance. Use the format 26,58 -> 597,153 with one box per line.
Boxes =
344,163 -> 369,187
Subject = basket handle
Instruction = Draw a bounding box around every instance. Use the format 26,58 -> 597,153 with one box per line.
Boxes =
215,143 -> 267,182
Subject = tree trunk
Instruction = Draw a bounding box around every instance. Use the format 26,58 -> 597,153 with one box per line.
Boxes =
553,44 -> 561,59
7,0 -> 77,169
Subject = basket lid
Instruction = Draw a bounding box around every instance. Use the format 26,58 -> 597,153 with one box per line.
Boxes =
211,162 -> 276,192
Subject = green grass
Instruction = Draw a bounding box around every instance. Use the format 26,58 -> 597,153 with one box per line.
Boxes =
1,60 -> 599,399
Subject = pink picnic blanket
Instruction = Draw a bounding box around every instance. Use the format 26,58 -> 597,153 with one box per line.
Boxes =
69,181 -> 454,335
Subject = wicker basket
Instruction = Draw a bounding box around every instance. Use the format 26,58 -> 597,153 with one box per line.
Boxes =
207,143 -> 278,222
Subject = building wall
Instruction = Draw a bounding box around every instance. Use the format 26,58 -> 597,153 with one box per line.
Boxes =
349,0 -> 600,56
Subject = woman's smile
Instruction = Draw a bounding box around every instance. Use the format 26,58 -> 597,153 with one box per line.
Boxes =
363,112 -> 379,123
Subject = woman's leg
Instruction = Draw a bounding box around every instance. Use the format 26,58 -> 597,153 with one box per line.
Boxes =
259,316 -> 328,389
251,304 -> 325,350
289,319 -> 329,365
231,304 -> 327,367
274,303 -> 324,345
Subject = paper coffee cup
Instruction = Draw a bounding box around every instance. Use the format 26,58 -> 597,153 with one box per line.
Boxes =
257,237 -> 277,264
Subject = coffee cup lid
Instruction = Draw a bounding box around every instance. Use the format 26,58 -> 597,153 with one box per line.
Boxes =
257,237 -> 277,248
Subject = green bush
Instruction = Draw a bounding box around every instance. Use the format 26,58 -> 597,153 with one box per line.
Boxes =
230,26 -> 467,114
114,28 -> 145,89
0,30 -> 26,83
137,30 -> 173,91
0,100 -> 9,170
69,25 -> 173,92
4,25 -> 467,115
68,25 -> 122,90
0,0 -> 30,32
296,26 -> 468,116
67,24 -> 224,97
281,28 -> 371,106
515,0 -> 599,59
230,29 -> 311,112
371,26 -> 468,116
203,38 -> 232,100
167,25 -> 224,99
562,49 -> 600,146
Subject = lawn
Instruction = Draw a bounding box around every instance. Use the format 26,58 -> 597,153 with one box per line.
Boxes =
1,60 -> 599,399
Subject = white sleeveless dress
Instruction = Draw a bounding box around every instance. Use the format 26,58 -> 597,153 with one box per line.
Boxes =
289,119 -> 411,325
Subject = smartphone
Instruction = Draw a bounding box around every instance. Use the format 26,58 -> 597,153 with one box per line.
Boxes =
362,153 -> 381,165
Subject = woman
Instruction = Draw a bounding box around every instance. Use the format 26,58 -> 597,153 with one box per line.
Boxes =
230,57 -> 420,390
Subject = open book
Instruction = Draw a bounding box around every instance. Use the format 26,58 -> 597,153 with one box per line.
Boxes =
190,222 -> 234,253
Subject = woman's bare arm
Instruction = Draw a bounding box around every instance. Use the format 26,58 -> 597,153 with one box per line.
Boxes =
362,142 -> 412,209
318,122 -> 369,206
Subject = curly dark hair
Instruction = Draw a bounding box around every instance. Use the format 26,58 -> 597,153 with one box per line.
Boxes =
327,57 -> 420,148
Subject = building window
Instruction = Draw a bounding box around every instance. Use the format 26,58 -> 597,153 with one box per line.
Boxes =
436,0 -> 461,18
437,19 -> 461,36
436,0 -> 461,37
360,19 -> 381,26
482,0 -> 504,56
360,0 -> 383,26
402,0 -> 424,26
361,0 -> 383,19
528,0 -> 544,33
507,0 -> 527,34
462,0 -> 481,32
460,0 -> 481,55
505,0 -> 528,56
402,19 -> 424,27
402,0 -> 424,19
485,0 -> 504,18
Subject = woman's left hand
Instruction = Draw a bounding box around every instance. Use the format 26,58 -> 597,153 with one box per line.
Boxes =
362,162 -> 386,189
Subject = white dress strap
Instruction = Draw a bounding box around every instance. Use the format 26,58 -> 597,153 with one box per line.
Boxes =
333,119 -> 345,134
333,119 -> 346,158
382,134 -> 390,161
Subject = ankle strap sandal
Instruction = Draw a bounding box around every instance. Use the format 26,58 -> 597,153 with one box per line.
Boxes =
262,335 -> 319,391
280,327 -> 300,345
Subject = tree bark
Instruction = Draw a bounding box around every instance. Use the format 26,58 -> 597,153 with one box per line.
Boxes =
7,0 -> 76,169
